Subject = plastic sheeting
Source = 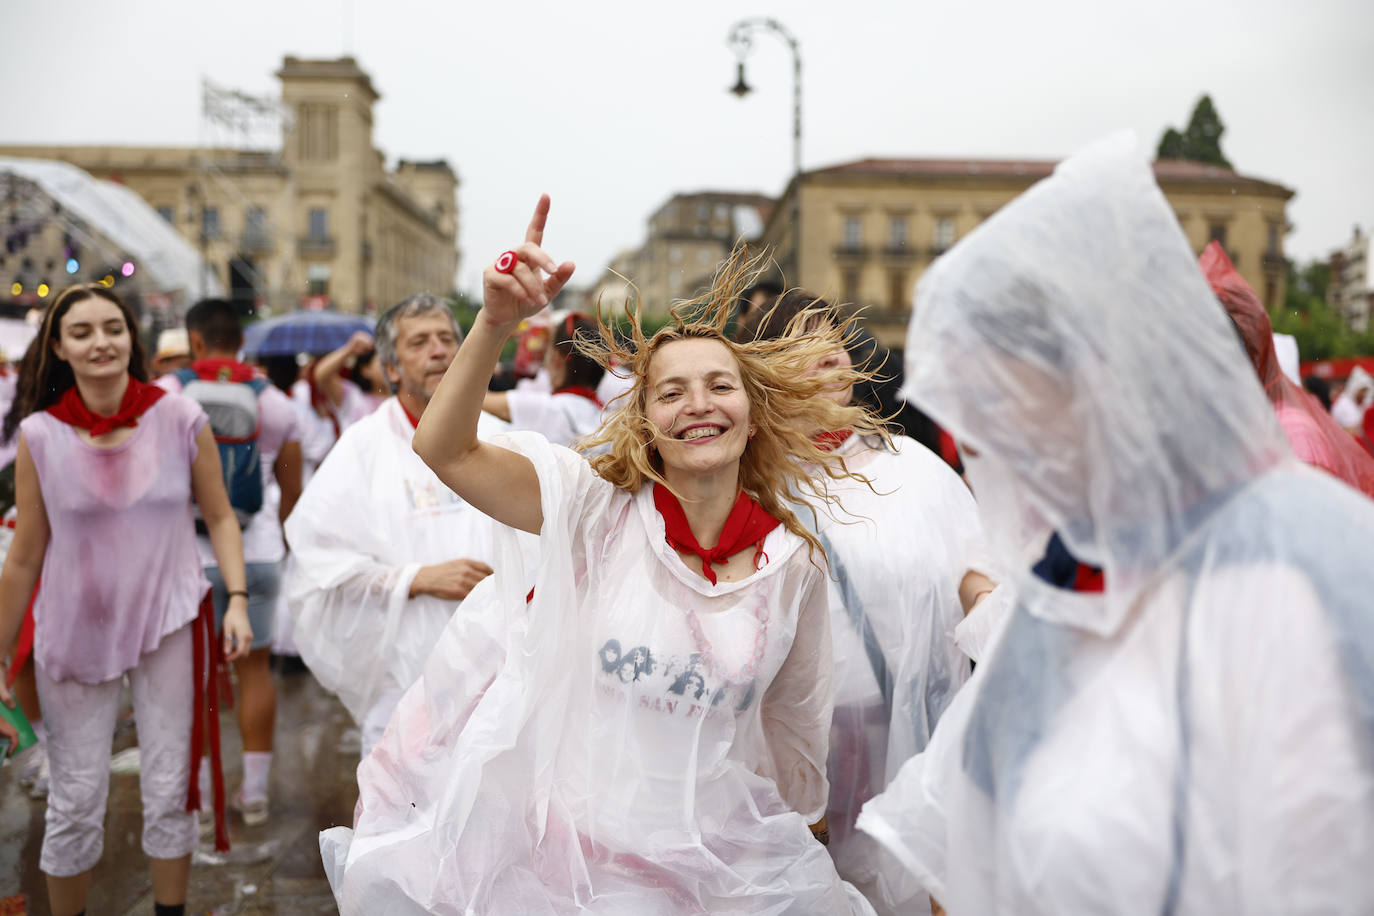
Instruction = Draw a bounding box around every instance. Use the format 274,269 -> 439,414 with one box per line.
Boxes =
805,434 -> 982,915
858,134 -> 1374,914
0,157 -> 222,299
320,432 -> 874,915
1201,241 -> 1374,499
283,398 -> 509,729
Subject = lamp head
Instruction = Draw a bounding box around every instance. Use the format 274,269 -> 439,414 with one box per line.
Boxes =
729,62 -> 752,98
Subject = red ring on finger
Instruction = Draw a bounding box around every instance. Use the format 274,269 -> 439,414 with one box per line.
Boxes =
495,250 -> 520,274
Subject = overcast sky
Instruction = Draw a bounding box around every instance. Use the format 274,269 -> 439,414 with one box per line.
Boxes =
3,0 -> 1371,294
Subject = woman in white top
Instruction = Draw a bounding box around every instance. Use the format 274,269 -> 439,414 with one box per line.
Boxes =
481,312 -> 607,448
318,197 -> 888,914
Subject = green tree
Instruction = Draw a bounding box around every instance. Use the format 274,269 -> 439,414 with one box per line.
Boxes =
1270,258 -> 1374,361
1156,94 -> 1233,168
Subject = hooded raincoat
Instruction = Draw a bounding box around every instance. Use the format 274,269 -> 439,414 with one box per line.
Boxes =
1200,241 -> 1374,499
805,433 -> 984,915
856,134 -> 1374,915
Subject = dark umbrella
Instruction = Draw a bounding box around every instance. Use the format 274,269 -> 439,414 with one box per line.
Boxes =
241,310 -> 375,358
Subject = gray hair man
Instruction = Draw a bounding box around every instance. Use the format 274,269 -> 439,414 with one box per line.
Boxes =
285,294 -> 508,757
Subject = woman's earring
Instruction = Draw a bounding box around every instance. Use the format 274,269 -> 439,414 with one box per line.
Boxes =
748,427 -> 756,440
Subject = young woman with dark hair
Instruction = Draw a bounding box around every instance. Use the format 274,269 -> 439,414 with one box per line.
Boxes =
0,284 -> 251,916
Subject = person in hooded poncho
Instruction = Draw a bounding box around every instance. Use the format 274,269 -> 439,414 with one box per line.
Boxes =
1200,241 -> 1374,500
856,134 -> 1374,915
738,292 -> 995,915
318,196 -> 886,914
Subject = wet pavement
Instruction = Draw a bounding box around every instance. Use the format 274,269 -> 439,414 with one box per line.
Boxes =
0,664 -> 359,915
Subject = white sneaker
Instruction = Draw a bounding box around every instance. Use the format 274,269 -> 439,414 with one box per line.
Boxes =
16,743 -> 48,799
232,789 -> 269,827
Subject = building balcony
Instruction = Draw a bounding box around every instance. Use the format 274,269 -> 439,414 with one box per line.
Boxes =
881,245 -> 918,261
1262,251 -> 1286,272
298,235 -> 336,257
929,244 -> 952,258
833,245 -> 869,261
239,231 -> 274,255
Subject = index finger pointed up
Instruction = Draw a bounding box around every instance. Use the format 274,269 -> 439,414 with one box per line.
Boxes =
525,193 -> 552,246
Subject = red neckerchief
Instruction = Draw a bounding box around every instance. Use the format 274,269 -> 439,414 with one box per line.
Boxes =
190,357 -> 257,384
554,385 -> 604,408
653,484 -> 781,585
1073,564 -> 1105,593
187,591 -> 230,852
399,401 -> 421,429
813,429 -> 853,452
46,375 -> 166,437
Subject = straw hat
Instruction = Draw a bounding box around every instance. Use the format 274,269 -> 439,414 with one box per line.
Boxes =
155,328 -> 190,361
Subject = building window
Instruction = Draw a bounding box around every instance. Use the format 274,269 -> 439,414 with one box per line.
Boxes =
1208,221 -> 1228,249
888,270 -> 908,311
202,207 -> 221,240
843,217 -> 863,250
1264,278 -> 1277,309
1267,222 -> 1281,256
308,208 -> 329,239
307,264 -> 331,297
669,246 -> 682,263
933,216 -> 956,252
156,206 -> 175,224
715,203 -> 729,220
842,269 -> 861,304
889,216 -> 908,250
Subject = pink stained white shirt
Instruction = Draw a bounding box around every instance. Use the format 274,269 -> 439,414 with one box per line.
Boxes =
20,393 -> 211,684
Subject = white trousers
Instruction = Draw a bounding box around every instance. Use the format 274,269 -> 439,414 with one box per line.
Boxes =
36,624 -> 197,876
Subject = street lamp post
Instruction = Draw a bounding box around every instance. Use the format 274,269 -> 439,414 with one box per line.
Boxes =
726,18 -> 803,278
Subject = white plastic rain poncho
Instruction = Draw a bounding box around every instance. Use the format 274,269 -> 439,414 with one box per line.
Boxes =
320,432 -> 874,915
856,134 -> 1374,915
804,433 -> 983,915
283,397 -> 509,740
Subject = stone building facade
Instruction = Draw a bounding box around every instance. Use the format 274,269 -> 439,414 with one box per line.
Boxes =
756,157 -> 1295,348
0,56 -> 458,316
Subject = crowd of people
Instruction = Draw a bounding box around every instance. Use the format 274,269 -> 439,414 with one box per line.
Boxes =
1,134 -> 1373,916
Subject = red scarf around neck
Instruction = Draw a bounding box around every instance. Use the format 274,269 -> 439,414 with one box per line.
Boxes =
554,385 -> 604,408
653,483 -> 781,585
46,375 -> 165,437
399,400 -> 422,429
813,429 -> 853,452
190,357 -> 257,383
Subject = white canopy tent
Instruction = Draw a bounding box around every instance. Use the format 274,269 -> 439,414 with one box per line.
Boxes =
0,156 -> 223,303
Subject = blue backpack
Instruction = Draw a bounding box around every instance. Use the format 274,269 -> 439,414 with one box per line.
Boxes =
175,366 -> 269,530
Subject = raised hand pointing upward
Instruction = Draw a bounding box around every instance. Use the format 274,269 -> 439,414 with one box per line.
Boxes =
482,194 -> 576,327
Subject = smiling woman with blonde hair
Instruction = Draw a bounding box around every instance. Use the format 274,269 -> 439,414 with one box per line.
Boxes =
319,197 -> 886,914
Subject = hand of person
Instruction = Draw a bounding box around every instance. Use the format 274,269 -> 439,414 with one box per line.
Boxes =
221,596 -> 254,662
410,558 -> 495,601
480,194 -> 575,331
345,330 -> 375,357
0,657 -> 13,708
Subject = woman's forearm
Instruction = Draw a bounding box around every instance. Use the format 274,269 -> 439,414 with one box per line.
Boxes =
205,515 -> 247,592
0,557 -> 41,655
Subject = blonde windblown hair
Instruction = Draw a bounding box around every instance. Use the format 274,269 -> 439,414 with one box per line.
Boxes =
576,246 -> 891,560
